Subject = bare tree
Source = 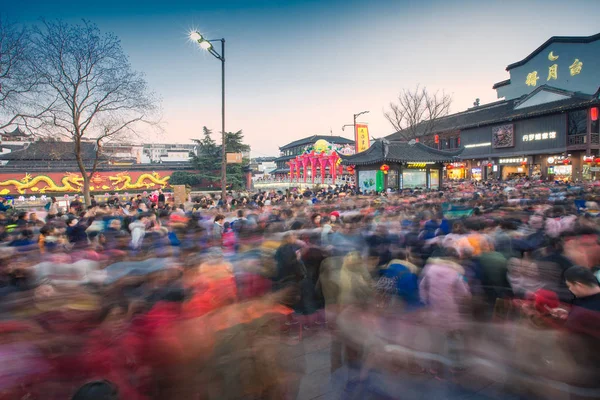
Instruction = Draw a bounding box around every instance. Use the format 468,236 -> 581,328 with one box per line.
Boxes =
31,20 -> 160,204
384,85 -> 452,141
0,18 -> 50,131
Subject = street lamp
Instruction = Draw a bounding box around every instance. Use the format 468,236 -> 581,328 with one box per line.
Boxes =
190,30 -> 227,201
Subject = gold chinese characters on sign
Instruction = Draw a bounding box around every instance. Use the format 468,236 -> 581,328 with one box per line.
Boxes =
524,51 -> 583,86
569,59 -> 583,76
547,64 -> 557,81
526,71 -> 539,86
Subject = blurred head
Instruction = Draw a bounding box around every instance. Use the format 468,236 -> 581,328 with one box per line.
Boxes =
565,266 -> 600,298
109,219 -> 122,230
71,380 -> 119,400
283,231 -> 297,244
311,214 -> 321,226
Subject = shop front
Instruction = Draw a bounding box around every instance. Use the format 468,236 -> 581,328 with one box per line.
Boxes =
342,140 -> 462,191
499,157 -> 529,180
445,162 -> 467,180
545,155 -> 574,181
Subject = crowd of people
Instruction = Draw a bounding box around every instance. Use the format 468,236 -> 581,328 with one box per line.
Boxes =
0,180 -> 599,399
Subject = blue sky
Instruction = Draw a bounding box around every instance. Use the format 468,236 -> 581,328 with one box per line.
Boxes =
3,0 -> 600,156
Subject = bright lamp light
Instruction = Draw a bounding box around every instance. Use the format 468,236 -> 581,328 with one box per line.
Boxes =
200,40 -> 212,50
189,31 -> 202,42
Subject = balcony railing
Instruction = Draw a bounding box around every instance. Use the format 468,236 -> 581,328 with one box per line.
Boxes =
568,133 -> 587,146
568,133 -> 600,146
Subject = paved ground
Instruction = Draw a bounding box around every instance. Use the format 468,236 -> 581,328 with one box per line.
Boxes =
289,330 -> 526,400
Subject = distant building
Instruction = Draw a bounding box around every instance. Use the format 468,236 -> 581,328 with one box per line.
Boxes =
141,143 -> 197,163
249,156 -> 277,180
0,140 -> 106,170
1,127 -> 31,142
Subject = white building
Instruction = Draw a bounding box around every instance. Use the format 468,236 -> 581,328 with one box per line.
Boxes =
142,143 -> 197,163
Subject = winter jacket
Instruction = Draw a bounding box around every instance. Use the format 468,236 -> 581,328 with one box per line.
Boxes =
129,221 -> 146,250
419,257 -> 471,331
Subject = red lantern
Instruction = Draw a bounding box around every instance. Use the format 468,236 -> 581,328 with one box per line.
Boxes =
380,164 -> 390,175
563,159 -> 570,165
447,164 -> 454,170
595,157 -> 600,164
460,164 -> 465,169
487,163 -> 493,168
584,156 -> 593,163
346,166 -> 355,174
591,107 -> 599,121
434,135 -> 439,144
521,161 -> 527,166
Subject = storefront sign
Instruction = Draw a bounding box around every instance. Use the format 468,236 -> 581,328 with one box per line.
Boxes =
590,167 -> 600,172
406,162 -> 433,168
499,157 -> 527,164
464,142 -> 491,148
522,132 -> 556,142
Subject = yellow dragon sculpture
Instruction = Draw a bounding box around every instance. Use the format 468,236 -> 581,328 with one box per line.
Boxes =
0,173 -> 84,195
109,172 -> 170,191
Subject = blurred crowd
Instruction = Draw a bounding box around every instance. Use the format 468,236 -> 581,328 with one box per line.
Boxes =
0,180 -> 600,399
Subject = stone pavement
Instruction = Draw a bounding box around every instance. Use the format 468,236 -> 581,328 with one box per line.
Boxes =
290,330 -> 525,400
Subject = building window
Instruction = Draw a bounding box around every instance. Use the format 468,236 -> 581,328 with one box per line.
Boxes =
568,109 -> 588,136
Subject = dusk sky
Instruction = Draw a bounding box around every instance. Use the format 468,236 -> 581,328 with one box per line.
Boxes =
3,0 -> 600,157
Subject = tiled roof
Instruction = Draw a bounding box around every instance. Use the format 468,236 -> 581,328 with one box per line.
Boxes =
274,154 -> 296,163
492,79 -> 511,89
270,167 -> 289,174
341,140 -> 463,166
385,88 -> 600,141
506,32 -> 600,71
279,135 -> 354,151
1,127 -> 30,137
0,141 -> 101,161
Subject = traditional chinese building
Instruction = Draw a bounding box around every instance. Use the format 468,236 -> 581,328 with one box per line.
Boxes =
271,135 -> 355,179
341,139 -> 463,191
386,32 -> 600,182
0,127 -> 31,142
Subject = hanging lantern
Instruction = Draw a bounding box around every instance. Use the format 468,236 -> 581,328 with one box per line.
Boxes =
595,157 -> 600,164
380,164 -> 390,175
591,107 -> 599,122
460,164 -> 465,169
521,160 -> 527,166
563,158 -> 570,165
446,164 -> 454,170
487,162 -> 493,168
346,166 -> 355,173
584,156 -> 593,163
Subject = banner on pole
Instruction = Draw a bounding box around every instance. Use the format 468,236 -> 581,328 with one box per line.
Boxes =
355,124 -> 370,153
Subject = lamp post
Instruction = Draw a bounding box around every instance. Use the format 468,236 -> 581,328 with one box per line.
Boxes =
190,31 -> 227,201
353,110 -> 369,138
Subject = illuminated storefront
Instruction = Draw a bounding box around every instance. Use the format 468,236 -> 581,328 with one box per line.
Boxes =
499,157 -> 529,179
445,163 -> 466,180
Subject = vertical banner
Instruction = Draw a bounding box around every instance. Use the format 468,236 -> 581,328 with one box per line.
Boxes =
376,170 -> 384,192
355,124 -> 370,153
